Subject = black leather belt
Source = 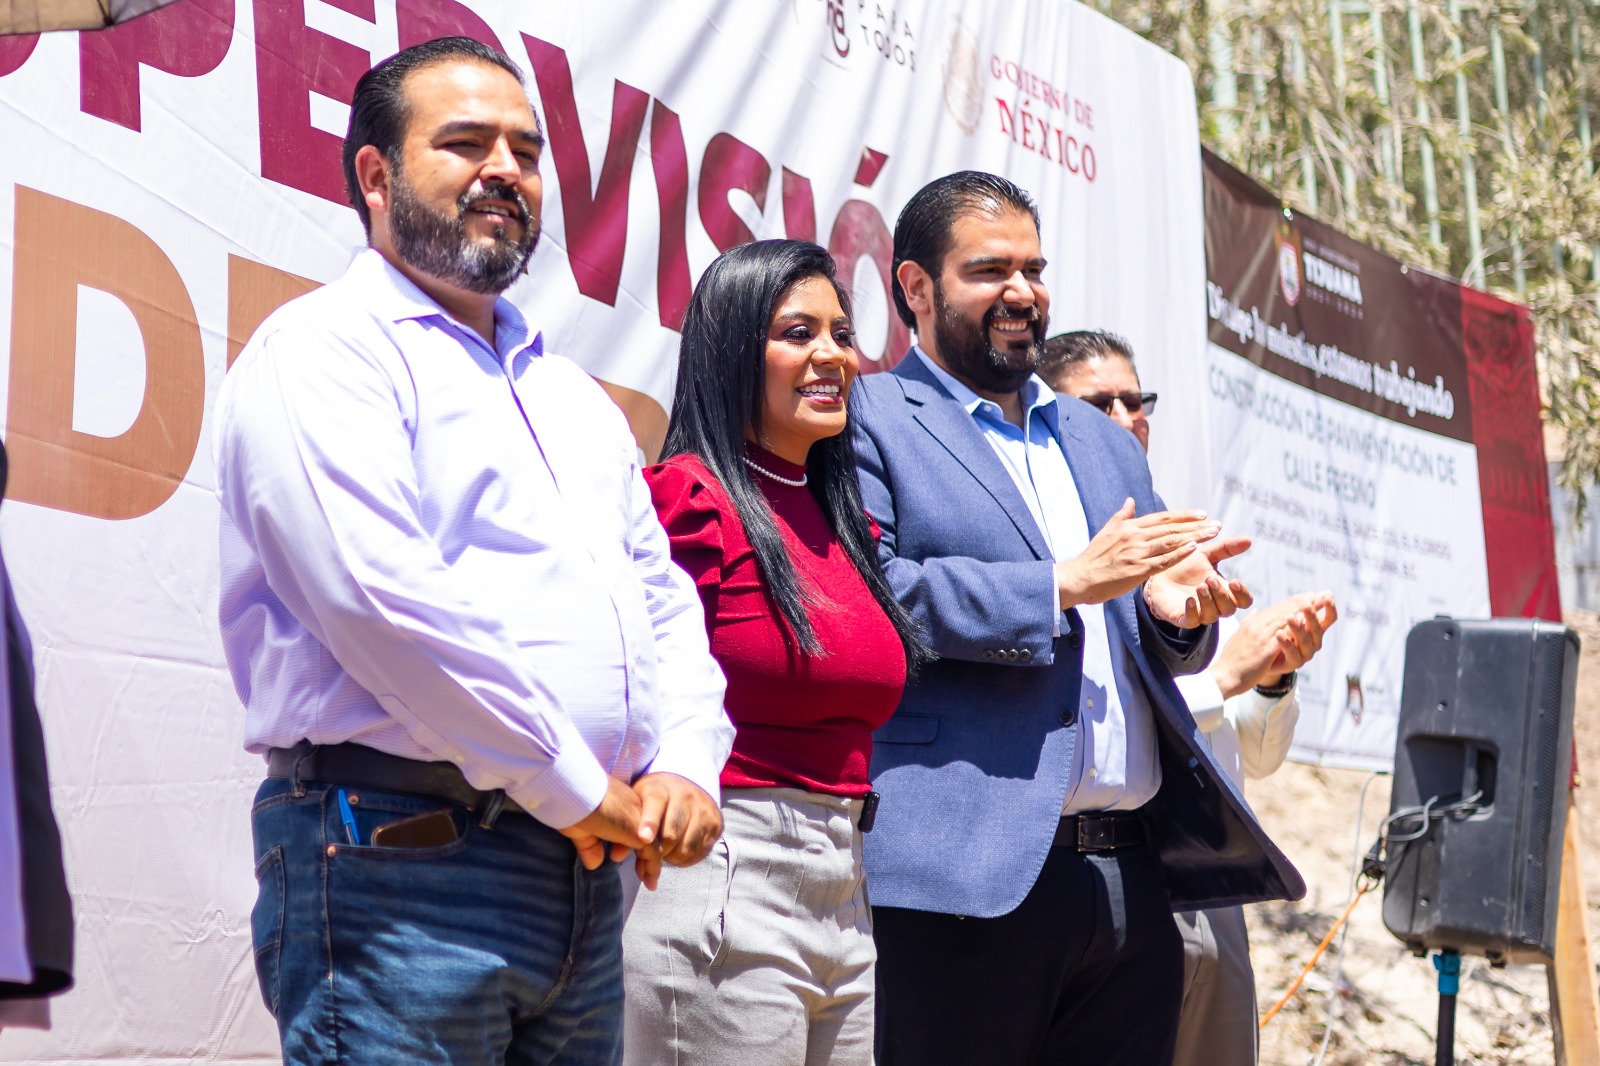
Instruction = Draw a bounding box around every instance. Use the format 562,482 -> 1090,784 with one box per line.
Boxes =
1053,809 -> 1149,852
266,741 -> 526,816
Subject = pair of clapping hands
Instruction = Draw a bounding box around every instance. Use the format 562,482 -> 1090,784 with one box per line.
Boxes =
1056,498 -> 1255,626
1207,591 -> 1338,698
564,501 -> 1340,890
588,504 -> 1263,885
1055,500 -> 1337,672
559,774 -> 723,890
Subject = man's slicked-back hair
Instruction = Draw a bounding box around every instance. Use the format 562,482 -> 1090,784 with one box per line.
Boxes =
890,170 -> 1041,328
342,36 -> 529,235
1038,330 -> 1138,387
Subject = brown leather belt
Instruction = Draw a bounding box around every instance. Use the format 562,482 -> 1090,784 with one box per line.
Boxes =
1053,809 -> 1150,852
266,741 -> 526,817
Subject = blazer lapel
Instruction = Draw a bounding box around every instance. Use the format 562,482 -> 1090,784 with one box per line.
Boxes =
892,355 -> 1053,561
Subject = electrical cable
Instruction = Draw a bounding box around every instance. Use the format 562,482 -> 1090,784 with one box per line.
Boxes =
1381,790 -> 1486,843
1308,770 -> 1385,1066
1264,783 -> 1479,1039
1260,879 -> 1377,1029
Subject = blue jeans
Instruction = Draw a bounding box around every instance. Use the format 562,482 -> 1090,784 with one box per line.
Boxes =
250,775 -> 624,1065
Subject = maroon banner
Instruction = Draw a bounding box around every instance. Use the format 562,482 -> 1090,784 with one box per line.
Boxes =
1203,151 -> 1475,444
1458,285 -> 1561,621
1202,149 -> 1560,770
1204,149 -> 1556,621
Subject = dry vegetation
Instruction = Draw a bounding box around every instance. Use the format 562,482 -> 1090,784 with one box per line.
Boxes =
1078,6 -> 1600,1058
1099,0 -> 1600,516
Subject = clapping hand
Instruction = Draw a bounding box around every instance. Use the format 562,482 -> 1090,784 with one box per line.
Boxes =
1142,531 -> 1254,629
1207,592 -> 1338,698
1258,592 -> 1338,686
1055,499 -> 1223,611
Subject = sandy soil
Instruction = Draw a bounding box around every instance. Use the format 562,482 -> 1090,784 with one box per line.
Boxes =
1243,610 -> 1600,1064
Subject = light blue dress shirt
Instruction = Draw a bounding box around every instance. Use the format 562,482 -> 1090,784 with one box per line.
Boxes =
215,250 -> 733,829
913,348 -> 1159,812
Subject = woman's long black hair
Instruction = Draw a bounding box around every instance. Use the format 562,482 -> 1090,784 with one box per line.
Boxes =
663,239 -> 928,668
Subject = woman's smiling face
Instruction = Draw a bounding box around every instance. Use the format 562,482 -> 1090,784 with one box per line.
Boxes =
753,275 -> 859,465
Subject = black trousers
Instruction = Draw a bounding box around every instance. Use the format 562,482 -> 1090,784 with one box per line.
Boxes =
873,840 -> 1184,1066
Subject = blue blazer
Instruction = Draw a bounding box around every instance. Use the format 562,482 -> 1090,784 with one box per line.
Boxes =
852,355 -> 1305,918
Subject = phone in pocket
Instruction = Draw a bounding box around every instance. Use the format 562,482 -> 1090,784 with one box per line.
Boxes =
369,808 -> 460,849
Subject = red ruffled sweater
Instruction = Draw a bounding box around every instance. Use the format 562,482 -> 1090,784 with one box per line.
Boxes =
644,447 -> 907,796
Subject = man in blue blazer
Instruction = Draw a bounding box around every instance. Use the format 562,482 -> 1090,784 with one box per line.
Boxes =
851,172 -> 1305,1066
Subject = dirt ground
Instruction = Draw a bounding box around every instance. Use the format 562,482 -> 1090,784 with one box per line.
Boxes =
1243,609 -> 1600,1065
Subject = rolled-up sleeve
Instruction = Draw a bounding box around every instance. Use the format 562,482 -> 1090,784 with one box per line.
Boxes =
217,326 -> 609,829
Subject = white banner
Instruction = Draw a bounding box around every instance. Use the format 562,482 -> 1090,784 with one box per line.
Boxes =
1205,344 -> 1489,770
1200,154 -> 1502,769
0,1 -> 1206,1059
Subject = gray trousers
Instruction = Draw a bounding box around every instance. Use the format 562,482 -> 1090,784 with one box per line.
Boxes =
621,787 -> 874,1066
1172,905 -> 1258,1066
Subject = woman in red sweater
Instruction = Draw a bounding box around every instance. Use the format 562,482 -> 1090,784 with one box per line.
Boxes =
622,240 -> 925,1065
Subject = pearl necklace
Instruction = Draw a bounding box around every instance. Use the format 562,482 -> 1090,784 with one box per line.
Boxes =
742,456 -> 807,487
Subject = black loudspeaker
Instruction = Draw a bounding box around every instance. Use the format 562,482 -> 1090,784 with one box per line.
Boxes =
1382,617 -> 1580,963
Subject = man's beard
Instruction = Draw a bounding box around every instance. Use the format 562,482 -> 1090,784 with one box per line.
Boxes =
388,166 -> 539,295
930,282 -> 1046,394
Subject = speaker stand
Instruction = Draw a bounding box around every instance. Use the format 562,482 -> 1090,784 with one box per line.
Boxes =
1433,950 -> 1461,1066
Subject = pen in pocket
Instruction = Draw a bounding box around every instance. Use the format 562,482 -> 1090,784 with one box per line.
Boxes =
337,788 -> 359,845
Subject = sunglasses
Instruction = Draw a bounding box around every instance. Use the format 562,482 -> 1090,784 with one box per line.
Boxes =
1078,391 -> 1158,415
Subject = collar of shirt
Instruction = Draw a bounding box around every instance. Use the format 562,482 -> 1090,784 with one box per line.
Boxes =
350,248 -> 544,372
905,349 -> 1157,811
911,346 -> 1061,439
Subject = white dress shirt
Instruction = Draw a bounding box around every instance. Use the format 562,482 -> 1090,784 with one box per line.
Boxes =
215,250 -> 733,829
1173,615 -> 1300,791
913,349 -> 1159,813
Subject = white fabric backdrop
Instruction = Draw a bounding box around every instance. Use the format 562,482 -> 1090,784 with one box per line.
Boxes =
0,1 -> 1208,1059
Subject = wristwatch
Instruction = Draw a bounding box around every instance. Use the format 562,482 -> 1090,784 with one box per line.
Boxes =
1254,671 -> 1296,698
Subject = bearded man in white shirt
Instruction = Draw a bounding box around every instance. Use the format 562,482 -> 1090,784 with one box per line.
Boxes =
1041,329 -> 1337,1066
214,37 -> 733,1066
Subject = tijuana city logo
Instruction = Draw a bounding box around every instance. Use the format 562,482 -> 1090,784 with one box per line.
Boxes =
1277,220 -> 1303,307
1345,674 -> 1364,725
1280,227 -> 1365,316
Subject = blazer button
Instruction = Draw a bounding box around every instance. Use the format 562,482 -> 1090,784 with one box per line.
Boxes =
1059,706 -> 1078,727
1020,648 -> 1032,661
983,650 -> 996,660
1067,632 -> 1082,649
1006,649 -> 1019,661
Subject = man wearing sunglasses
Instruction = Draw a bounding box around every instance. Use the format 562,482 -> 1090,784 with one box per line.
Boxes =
1084,388 -> 1159,419
1041,333 -> 1158,452
1041,330 -> 1337,1066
